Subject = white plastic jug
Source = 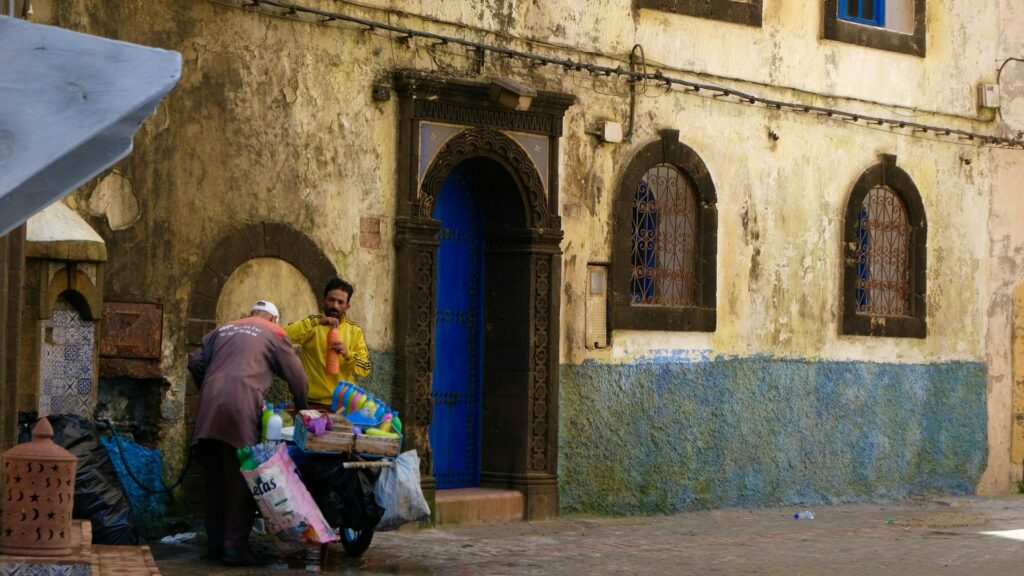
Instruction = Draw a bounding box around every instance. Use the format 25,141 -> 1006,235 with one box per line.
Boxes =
265,409 -> 283,441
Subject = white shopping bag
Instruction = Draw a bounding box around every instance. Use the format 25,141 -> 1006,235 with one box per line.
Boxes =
373,450 -> 431,531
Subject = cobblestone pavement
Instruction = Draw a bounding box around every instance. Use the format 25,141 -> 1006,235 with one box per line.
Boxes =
151,495 -> 1024,576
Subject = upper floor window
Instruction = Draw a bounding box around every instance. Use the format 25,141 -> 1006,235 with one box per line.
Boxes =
839,0 -> 884,27
825,0 -> 925,57
613,130 -> 717,332
637,0 -> 762,27
842,154 -> 927,338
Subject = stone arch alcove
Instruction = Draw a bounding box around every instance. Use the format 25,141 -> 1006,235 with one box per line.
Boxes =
185,222 -> 337,346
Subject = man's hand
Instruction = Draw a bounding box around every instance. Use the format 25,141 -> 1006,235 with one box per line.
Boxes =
334,341 -> 350,359
319,316 -> 340,328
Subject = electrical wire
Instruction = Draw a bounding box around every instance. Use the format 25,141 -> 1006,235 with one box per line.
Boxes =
327,0 -> 974,123
207,0 -> 1024,150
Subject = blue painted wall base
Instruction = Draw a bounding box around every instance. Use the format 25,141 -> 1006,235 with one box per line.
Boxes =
558,357 -> 987,514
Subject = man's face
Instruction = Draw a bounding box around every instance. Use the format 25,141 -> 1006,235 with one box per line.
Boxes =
323,288 -> 351,319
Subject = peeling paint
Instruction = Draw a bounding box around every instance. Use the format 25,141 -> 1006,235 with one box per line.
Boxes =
29,0 -> 1024,506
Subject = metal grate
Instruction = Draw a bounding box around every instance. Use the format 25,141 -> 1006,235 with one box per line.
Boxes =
855,185 -> 910,316
631,164 -> 697,306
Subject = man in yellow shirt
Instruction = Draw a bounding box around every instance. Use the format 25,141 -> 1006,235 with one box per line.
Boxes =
285,277 -> 372,406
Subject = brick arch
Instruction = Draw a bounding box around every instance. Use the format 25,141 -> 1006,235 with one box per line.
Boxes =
185,222 -> 337,345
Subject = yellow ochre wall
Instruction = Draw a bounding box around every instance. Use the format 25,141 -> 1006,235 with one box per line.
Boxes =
23,0 -> 1024,496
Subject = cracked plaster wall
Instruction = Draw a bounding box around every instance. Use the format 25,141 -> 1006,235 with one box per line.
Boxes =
980,0 -> 1024,492
26,0 -> 1023,506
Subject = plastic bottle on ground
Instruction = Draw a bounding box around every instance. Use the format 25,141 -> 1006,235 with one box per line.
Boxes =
794,510 -> 815,520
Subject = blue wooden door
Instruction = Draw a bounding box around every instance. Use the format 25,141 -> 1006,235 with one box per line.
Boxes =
431,167 -> 484,489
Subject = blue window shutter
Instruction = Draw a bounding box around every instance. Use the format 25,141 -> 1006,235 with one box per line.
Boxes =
839,0 -> 886,27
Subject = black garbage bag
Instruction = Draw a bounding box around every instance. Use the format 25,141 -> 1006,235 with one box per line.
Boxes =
18,412 -> 140,545
299,459 -> 384,532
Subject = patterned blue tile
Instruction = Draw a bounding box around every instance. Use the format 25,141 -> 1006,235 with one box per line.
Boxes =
39,299 -> 95,418
0,564 -> 90,576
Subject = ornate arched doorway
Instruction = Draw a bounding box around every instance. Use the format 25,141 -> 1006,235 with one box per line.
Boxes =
393,73 -> 573,519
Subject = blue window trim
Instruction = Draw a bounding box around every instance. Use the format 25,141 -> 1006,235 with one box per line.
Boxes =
838,0 -> 885,27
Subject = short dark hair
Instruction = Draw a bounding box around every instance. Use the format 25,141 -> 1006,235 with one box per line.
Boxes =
324,276 -> 355,300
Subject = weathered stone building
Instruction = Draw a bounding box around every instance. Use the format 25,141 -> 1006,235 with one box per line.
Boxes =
2,0 -> 1023,522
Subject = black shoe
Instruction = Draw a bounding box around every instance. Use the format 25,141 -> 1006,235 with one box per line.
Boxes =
221,547 -> 270,566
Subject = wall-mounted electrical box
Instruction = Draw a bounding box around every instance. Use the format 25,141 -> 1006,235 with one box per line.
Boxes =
586,264 -> 608,349
978,83 -> 1000,109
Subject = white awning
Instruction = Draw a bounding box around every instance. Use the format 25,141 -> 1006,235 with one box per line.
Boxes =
0,15 -> 181,236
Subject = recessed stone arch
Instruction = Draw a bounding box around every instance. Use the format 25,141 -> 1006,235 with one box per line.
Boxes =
185,222 -> 337,345
419,128 -> 551,229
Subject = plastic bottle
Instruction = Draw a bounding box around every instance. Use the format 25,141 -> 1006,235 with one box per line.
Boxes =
265,407 -> 283,441
278,403 -> 294,428
325,327 -> 341,375
794,511 -> 815,520
260,402 -> 273,441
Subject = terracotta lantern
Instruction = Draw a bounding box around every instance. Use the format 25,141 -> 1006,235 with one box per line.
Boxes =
0,417 -> 78,556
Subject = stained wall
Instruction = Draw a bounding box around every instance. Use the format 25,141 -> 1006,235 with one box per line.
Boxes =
23,0 -> 1021,510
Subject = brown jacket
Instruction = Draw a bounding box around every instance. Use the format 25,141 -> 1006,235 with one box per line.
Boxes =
188,316 -> 308,447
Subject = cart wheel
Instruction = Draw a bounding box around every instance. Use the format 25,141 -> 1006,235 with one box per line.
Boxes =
339,526 -> 374,557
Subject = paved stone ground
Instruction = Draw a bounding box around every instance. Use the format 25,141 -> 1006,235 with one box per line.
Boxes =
151,495 -> 1024,575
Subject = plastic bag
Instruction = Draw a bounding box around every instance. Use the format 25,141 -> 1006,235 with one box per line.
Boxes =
100,435 -> 166,535
18,413 -> 140,545
373,450 -> 431,531
298,456 -> 384,532
240,443 -> 338,552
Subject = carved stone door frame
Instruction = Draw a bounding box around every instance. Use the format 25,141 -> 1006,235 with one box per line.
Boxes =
392,72 -> 573,520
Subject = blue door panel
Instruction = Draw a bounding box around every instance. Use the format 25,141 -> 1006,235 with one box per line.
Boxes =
431,166 -> 484,489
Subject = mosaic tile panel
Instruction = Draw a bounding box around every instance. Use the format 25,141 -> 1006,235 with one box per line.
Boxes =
39,298 -> 96,419
0,563 -> 90,575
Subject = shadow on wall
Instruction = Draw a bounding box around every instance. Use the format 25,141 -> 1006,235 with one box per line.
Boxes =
96,377 -> 169,447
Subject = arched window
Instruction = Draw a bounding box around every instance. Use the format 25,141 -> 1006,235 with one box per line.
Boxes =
842,154 -> 926,337
631,164 -> 698,306
614,130 -> 717,332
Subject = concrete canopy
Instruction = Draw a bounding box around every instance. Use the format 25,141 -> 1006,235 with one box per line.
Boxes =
0,16 -> 181,237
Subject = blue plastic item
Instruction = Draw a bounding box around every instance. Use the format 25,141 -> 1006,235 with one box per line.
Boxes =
330,380 -> 354,413
100,436 -> 166,534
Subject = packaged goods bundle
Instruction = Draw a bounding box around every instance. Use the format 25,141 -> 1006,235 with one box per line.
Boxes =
238,443 -> 338,552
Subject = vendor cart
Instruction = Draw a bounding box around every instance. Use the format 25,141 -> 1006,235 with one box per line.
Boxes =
286,408 -> 402,559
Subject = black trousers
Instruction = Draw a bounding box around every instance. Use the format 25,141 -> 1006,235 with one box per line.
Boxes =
197,438 -> 255,552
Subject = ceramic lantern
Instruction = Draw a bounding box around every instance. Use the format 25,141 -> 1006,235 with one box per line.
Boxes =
0,417 -> 78,556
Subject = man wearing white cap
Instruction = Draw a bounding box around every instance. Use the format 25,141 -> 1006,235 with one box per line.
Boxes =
188,299 -> 307,565
251,299 -> 280,323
